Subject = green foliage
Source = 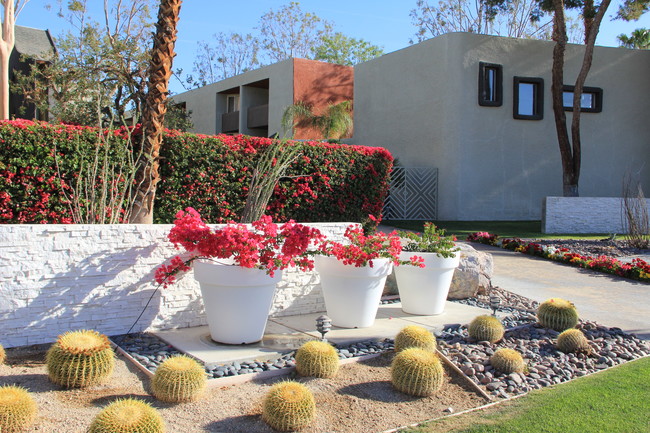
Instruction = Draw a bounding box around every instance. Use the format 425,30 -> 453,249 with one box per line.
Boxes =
312,32 -> 384,65
399,222 -> 459,257
0,385 -> 38,433
281,100 -> 353,140
617,0 -> 650,20
556,329 -> 591,354
394,325 -> 437,353
262,381 -> 316,431
295,341 -> 340,378
89,398 -> 165,433
617,28 -> 650,49
467,315 -> 505,343
490,348 -> 526,374
0,121 -> 392,225
46,330 -> 115,388
391,347 -> 445,397
537,298 -> 579,332
151,355 -> 207,403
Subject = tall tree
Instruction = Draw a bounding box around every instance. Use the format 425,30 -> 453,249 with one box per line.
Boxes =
258,1 -> 332,62
0,0 -> 28,119
617,28 -> 650,48
546,0 -> 612,196
616,0 -> 649,20
312,32 -> 384,66
130,0 -> 181,223
189,32 -> 259,87
410,0 -> 552,41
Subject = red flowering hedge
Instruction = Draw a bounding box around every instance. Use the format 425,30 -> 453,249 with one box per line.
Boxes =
0,120 -> 393,225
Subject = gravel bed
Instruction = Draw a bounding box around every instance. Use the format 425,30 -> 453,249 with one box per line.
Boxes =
528,238 -> 649,259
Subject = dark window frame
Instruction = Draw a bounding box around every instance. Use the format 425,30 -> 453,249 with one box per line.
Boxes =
562,85 -> 603,113
513,76 -> 544,120
478,62 -> 503,107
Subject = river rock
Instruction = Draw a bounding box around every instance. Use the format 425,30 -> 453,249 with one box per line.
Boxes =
448,243 -> 493,299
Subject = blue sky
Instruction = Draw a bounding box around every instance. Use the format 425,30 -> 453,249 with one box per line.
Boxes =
18,0 -> 650,94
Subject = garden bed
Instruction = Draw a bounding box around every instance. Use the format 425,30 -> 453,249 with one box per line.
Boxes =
0,348 -> 486,433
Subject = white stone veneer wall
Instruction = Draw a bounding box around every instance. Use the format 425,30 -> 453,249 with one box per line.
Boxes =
542,197 -> 650,234
0,223 -> 353,348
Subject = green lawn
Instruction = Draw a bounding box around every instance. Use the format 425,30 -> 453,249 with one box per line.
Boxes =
403,357 -> 650,433
384,220 -> 608,240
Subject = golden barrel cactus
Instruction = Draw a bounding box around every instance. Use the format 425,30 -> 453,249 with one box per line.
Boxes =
89,398 -> 165,433
262,381 -> 316,432
537,298 -> 579,332
0,385 -> 38,433
295,341 -> 339,378
556,329 -> 591,354
394,325 -> 436,353
490,348 -> 526,374
391,347 -> 445,397
151,355 -> 207,403
46,329 -> 115,388
468,315 -> 505,343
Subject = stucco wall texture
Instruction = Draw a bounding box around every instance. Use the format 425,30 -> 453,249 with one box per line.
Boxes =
353,33 -> 650,221
0,223 -> 351,348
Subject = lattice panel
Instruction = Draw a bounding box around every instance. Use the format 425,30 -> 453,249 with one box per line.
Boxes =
383,167 -> 438,220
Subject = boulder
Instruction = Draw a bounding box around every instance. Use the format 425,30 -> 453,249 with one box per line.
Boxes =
448,242 -> 493,299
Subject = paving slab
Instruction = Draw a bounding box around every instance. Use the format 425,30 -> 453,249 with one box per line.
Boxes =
471,243 -> 650,340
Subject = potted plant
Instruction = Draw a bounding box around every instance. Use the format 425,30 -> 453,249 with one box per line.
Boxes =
394,223 -> 460,315
155,208 -> 324,344
315,224 -> 423,328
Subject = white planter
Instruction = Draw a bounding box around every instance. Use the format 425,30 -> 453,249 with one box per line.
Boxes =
314,255 -> 393,328
193,259 -> 282,344
395,251 -> 460,315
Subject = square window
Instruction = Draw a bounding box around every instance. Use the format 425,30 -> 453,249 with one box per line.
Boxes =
562,85 -> 603,113
513,77 -> 544,120
478,62 -> 503,107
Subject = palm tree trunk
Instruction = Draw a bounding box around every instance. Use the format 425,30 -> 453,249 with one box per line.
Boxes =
130,0 -> 182,223
0,1 -> 16,120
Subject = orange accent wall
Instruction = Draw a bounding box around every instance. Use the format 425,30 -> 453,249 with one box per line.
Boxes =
292,58 -> 354,140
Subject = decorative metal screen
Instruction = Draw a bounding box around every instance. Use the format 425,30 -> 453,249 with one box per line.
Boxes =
383,167 -> 438,220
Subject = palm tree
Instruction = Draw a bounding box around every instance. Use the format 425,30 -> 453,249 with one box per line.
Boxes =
617,28 -> 650,49
281,100 -> 353,140
0,1 -> 29,120
130,0 -> 182,223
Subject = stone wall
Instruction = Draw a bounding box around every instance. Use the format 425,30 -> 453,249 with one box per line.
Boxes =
542,197 -> 650,234
0,223 -> 352,348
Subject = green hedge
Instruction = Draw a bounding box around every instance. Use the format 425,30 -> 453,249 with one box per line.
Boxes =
0,120 -> 393,224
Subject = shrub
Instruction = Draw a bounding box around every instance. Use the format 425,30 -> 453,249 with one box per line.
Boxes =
151,355 -> 206,403
467,315 -> 504,343
46,329 -> 115,388
490,348 -> 526,374
0,385 -> 37,433
0,120 -> 393,225
391,347 -> 444,397
556,329 -> 591,354
88,398 -> 165,433
394,325 -> 436,353
262,381 -> 315,432
537,298 -> 579,332
295,341 -> 339,378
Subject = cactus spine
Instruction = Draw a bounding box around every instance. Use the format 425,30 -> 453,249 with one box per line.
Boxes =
262,381 -> 315,432
295,341 -> 339,378
467,315 -> 504,343
394,325 -> 436,353
0,343 -> 5,364
537,298 -> 579,332
151,355 -> 206,403
391,347 -> 445,397
556,329 -> 591,353
46,330 -> 115,388
0,385 -> 37,433
89,398 -> 165,433
490,348 -> 526,374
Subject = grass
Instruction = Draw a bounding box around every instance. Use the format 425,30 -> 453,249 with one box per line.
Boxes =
384,220 -> 608,240
403,356 -> 650,433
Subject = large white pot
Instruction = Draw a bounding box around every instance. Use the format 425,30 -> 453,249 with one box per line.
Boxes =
395,251 -> 460,315
314,255 -> 393,328
193,259 -> 282,345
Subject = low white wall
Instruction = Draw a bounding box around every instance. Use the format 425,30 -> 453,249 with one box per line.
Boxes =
0,223 -> 352,348
542,196 -> 650,234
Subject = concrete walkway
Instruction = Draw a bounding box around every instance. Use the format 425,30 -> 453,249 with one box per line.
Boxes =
470,242 -> 650,340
